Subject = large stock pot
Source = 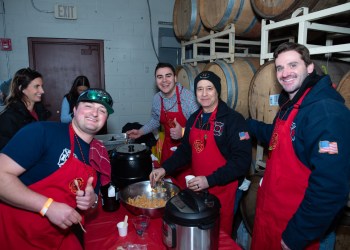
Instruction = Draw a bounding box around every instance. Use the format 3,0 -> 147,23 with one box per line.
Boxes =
109,143 -> 153,189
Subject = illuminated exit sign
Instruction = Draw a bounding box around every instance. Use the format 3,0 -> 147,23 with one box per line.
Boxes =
54,4 -> 77,20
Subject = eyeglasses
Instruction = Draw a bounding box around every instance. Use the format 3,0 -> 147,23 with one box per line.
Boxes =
86,89 -> 113,107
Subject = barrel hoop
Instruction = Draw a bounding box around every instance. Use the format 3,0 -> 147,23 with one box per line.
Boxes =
227,63 -> 239,110
184,0 -> 198,39
213,0 -> 235,31
241,16 -> 259,35
182,64 -> 199,92
244,58 -> 258,74
233,0 -> 245,23
215,60 -> 236,108
195,21 -> 203,37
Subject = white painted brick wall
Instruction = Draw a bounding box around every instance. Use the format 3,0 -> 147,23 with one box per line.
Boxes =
0,0 -> 175,133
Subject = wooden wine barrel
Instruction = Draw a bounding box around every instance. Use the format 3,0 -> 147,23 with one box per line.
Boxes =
204,58 -> 260,118
199,0 -> 261,38
176,63 -> 206,92
248,60 -> 282,124
251,0 -> 348,21
313,60 -> 350,87
337,71 -> 350,109
173,0 -> 210,41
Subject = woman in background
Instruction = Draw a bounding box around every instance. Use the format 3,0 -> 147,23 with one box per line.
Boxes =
0,68 -> 50,150
60,75 -> 90,123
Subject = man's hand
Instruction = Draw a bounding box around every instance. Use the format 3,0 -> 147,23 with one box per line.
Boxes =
126,129 -> 143,139
281,239 -> 291,250
170,118 -> 182,140
45,201 -> 82,230
187,176 -> 209,191
150,168 -> 166,187
76,177 -> 96,210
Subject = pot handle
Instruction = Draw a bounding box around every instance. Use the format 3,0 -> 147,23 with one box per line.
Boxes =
179,189 -> 206,212
162,220 -> 176,248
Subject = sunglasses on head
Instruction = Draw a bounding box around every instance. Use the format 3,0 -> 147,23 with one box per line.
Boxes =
86,89 -> 113,107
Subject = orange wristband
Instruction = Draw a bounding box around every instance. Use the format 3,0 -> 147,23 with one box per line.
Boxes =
40,198 -> 53,217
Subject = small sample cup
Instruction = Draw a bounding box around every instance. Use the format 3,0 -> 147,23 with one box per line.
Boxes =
185,175 -> 195,187
117,221 -> 128,237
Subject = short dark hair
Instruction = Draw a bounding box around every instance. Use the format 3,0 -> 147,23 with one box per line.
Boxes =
154,62 -> 175,76
273,42 -> 313,66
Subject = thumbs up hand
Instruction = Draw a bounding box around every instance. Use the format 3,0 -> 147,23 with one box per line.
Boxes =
170,118 -> 183,140
76,176 -> 97,210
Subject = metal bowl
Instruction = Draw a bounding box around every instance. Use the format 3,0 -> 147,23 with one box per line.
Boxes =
120,180 -> 180,218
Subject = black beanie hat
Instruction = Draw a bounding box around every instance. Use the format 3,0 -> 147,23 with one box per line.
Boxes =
194,71 -> 221,97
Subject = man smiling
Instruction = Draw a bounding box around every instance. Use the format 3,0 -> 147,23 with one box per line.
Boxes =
248,42 -> 350,250
127,62 -> 198,188
0,88 -> 113,249
150,71 -> 252,235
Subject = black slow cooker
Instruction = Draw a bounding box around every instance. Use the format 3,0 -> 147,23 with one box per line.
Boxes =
109,143 -> 152,189
163,189 -> 221,250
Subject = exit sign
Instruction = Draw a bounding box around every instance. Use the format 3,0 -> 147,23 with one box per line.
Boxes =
54,4 -> 77,20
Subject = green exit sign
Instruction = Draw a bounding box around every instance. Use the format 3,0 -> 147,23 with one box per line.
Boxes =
54,4 -> 77,20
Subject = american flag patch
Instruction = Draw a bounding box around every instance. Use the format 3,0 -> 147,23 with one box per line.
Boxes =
318,141 -> 338,154
239,132 -> 250,140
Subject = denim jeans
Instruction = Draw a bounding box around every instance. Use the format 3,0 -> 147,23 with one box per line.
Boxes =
319,231 -> 336,250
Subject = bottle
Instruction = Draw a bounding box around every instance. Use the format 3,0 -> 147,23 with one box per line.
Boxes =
100,182 -> 120,212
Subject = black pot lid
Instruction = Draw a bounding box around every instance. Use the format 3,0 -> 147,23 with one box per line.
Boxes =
164,189 -> 221,226
115,143 -> 147,154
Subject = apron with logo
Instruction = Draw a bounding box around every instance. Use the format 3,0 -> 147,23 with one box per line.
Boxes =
189,109 -> 237,235
251,89 -> 319,250
0,124 -> 97,249
160,85 -> 193,189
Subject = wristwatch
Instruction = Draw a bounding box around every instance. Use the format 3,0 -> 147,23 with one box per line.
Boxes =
91,193 -> 98,208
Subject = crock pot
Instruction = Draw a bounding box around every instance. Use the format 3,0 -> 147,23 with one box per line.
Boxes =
162,189 -> 221,250
109,143 -> 152,189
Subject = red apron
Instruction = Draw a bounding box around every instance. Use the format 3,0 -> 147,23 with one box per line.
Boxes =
189,109 -> 237,235
251,89 -> 319,250
160,85 -> 193,189
0,124 -> 97,250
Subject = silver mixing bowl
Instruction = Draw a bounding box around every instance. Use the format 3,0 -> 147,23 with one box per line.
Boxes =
120,180 -> 180,218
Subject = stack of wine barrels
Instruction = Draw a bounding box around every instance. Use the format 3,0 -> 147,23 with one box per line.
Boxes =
173,0 -> 261,41
173,0 -> 350,123
204,58 -> 260,118
250,0 -> 348,21
173,3 -> 350,247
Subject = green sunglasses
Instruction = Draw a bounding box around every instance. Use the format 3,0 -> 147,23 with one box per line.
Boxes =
78,88 -> 114,114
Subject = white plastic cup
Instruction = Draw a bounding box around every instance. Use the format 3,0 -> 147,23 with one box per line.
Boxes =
185,175 -> 195,187
117,221 -> 128,237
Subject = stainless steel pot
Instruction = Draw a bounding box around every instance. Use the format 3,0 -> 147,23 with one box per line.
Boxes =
119,180 -> 180,218
109,143 -> 152,189
163,189 -> 221,250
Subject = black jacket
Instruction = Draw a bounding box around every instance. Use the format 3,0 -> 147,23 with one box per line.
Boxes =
163,100 -> 252,187
0,101 -> 51,150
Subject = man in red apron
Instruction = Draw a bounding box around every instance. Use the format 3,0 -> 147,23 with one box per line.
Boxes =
0,88 -> 114,249
248,42 -> 350,249
150,71 -> 252,235
127,62 -> 198,189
